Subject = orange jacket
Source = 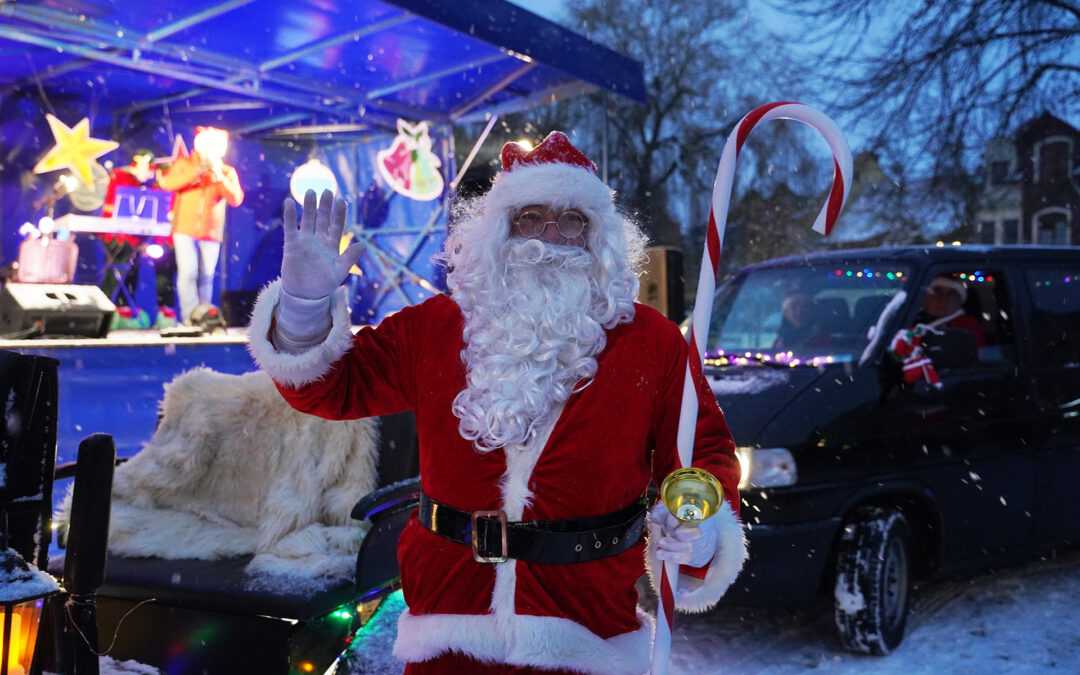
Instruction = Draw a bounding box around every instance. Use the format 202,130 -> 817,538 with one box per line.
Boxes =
158,150 -> 243,241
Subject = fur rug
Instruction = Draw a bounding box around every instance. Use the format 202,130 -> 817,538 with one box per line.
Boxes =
56,367 -> 381,581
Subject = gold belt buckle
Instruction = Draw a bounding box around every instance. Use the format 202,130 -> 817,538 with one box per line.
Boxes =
471,510 -> 508,563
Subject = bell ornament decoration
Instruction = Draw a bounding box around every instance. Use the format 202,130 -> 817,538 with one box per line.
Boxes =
660,467 -> 724,524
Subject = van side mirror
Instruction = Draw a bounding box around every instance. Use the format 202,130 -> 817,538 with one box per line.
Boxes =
922,328 -> 978,369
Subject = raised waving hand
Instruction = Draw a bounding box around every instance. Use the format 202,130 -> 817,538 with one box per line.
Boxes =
281,189 -> 363,300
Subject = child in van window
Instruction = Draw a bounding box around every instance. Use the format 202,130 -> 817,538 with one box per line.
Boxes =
917,275 -> 986,347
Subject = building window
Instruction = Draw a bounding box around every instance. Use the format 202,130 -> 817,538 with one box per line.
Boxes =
979,221 -> 996,244
1037,212 -> 1070,245
1002,219 -> 1019,244
1036,138 -> 1072,185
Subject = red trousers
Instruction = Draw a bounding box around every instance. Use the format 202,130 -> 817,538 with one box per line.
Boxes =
404,652 -> 584,674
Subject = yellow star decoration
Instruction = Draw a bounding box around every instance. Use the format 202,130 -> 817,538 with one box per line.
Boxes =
33,114 -> 118,186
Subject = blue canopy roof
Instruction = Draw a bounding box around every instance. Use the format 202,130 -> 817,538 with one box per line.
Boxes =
0,0 -> 645,138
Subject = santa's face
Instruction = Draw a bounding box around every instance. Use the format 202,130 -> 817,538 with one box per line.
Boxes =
923,280 -> 963,318
444,188 -> 640,452
511,204 -> 588,248
451,236 -> 603,452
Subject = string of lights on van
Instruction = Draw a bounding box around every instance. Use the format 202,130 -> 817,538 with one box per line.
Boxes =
703,350 -> 842,368
1032,274 -> 1074,286
832,269 -> 905,279
957,272 -> 994,283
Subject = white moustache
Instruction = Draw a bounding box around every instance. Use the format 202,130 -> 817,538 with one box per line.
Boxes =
502,238 -> 593,270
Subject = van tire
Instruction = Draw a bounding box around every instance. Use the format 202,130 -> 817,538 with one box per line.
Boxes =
833,507 -> 912,655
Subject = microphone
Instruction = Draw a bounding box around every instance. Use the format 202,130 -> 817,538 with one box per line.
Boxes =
203,156 -> 225,182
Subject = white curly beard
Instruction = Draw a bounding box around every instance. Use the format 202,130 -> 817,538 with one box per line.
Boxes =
450,238 -> 617,452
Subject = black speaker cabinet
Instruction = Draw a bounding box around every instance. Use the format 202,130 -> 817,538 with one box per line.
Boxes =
638,247 -> 685,322
0,283 -> 115,338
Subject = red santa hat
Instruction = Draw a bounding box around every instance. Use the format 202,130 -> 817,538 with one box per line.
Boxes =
484,131 -> 614,219
929,275 -> 967,303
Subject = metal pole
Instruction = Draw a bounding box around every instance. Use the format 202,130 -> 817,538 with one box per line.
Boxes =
63,433 -> 117,675
451,115 -> 499,190
2,606 -> 11,675
602,93 -> 609,184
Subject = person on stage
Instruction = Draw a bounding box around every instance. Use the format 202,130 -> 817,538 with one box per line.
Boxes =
102,148 -> 159,218
101,148 -> 178,328
158,126 -> 244,325
248,132 -> 746,674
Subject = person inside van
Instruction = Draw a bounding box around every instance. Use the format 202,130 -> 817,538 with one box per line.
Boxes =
918,274 -> 986,347
773,289 -> 831,351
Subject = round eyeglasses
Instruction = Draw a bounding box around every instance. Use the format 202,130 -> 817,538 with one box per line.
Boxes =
512,210 -> 588,239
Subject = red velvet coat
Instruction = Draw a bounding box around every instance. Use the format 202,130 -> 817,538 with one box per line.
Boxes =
247,282 -> 747,675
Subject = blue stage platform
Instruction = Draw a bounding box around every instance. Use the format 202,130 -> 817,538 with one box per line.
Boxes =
2,329 -> 257,465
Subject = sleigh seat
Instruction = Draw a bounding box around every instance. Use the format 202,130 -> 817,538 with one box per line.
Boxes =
46,368 -> 420,675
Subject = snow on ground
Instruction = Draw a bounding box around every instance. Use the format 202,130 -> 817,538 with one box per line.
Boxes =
96,656 -> 163,674
45,656 -> 162,675
664,549 -> 1080,674
346,549 -> 1080,674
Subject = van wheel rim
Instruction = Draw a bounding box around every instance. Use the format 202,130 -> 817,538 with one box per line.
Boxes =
883,536 -> 909,626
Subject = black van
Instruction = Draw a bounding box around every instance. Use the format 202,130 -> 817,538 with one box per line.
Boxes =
697,245 -> 1080,654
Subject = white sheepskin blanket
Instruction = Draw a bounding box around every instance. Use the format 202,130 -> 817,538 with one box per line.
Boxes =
56,367 -> 380,581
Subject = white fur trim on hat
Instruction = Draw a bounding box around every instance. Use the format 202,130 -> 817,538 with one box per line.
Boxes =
246,279 -> 354,388
485,162 -> 614,220
929,276 -> 967,304
645,498 -> 747,613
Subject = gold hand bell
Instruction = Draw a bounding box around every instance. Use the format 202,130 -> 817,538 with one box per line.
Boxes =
659,467 -> 724,524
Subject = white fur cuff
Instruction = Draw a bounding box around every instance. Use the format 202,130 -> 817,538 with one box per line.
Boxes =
646,499 -> 747,613
246,279 -> 355,388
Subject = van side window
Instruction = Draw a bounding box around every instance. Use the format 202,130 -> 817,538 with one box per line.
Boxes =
1024,267 -> 1080,366
916,269 -> 1015,365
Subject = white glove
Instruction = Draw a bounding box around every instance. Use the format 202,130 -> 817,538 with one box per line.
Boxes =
650,502 -> 720,568
274,189 -> 363,351
281,189 -> 362,300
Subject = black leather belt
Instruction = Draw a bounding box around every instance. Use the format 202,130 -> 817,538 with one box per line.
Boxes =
418,492 -> 647,564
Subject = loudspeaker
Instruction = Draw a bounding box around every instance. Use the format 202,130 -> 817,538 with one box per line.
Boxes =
0,283 -> 115,338
638,247 -> 685,322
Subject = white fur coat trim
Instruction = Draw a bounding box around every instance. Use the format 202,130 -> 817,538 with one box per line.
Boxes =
485,162 -> 614,220
246,279 -> 355,388
394,608 -> 654,675
645,498 -> 747,613
490,407 -> 560,619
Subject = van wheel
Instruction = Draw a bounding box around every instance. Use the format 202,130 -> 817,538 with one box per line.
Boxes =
833,507 -> 912,655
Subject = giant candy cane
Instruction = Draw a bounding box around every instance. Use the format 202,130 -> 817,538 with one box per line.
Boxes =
650,102 -> 853,675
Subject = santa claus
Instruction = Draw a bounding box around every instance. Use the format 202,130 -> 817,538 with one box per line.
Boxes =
248,132 -> 746,674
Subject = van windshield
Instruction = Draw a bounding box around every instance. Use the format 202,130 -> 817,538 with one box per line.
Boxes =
701,261 -> 915,364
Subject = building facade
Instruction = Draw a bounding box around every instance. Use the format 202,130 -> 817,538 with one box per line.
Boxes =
977,112 -> 1080,246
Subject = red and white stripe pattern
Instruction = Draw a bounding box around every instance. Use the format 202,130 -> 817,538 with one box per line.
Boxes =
651,102 -> 853,675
